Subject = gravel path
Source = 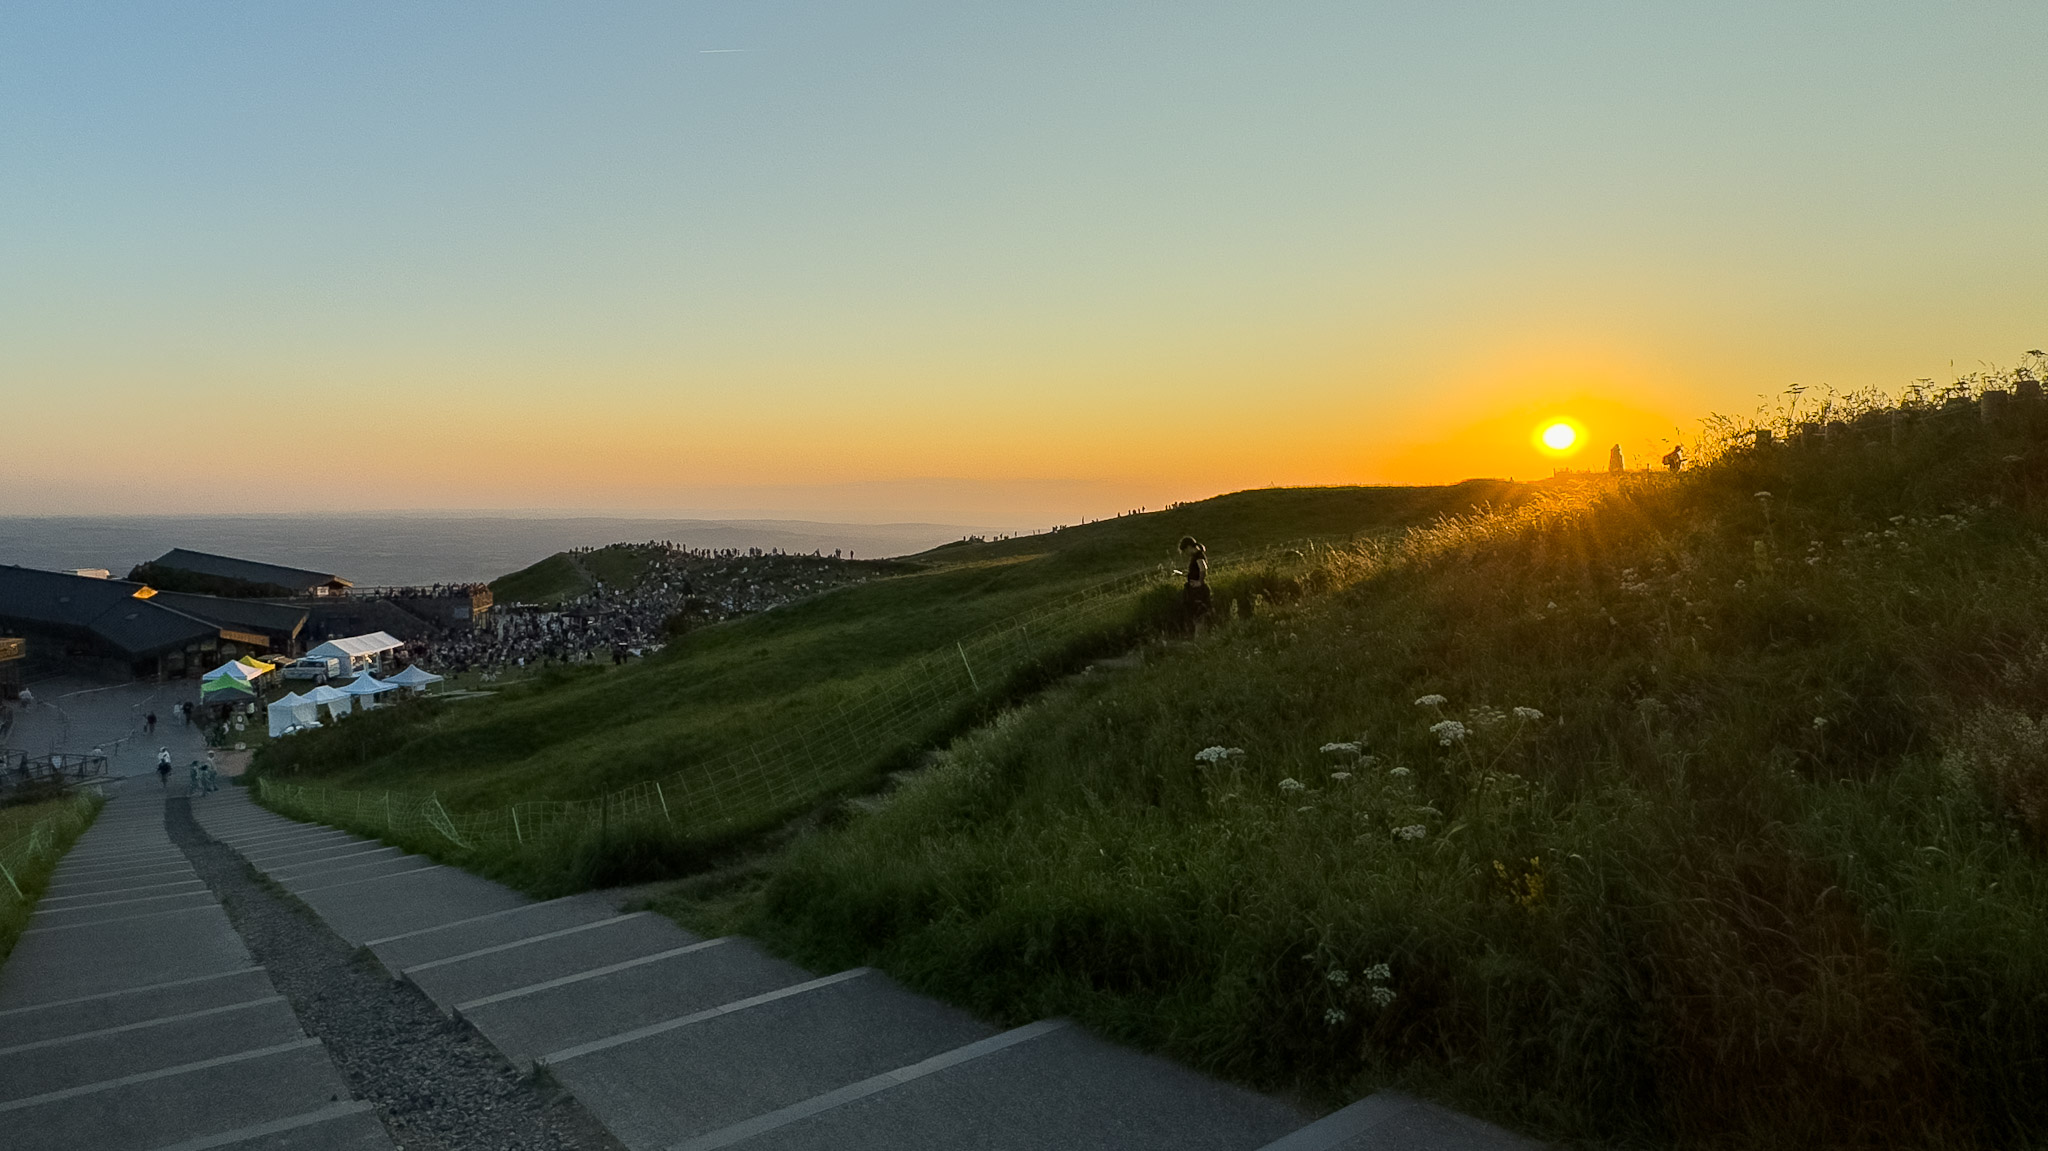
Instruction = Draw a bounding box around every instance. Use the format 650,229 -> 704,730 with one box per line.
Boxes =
166,797 -> 624,1151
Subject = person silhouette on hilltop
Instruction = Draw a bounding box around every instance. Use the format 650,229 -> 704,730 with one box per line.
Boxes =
1661,444 -> 1685,473
1608,444 -> 1625,473
1179,536 -> 1212,632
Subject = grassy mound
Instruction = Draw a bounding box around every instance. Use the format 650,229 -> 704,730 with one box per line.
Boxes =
673,394 -> 2048,1148
254,484 -> 1518,888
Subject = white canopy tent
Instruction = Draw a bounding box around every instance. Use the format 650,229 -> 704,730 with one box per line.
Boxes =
202,659 -> 263,683
303,631 -> 406,674
385,665 -> 444,692
339,673 -> 400,709
267,691 -> 321,737
302,684 -> 354,721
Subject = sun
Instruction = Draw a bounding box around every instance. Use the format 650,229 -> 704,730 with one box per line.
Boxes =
1540,422 -> 1578,451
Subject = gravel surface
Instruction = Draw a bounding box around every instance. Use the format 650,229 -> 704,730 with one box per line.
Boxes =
166,798 -> 624,1151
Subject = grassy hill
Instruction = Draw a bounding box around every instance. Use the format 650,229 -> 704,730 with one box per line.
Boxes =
254,482 -> 1522,862
641,385 -> 2048,1148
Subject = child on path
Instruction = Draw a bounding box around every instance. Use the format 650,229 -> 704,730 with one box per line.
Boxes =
156,748 -> 172,790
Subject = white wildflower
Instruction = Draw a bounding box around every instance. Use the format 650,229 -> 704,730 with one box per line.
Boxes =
1324,1007 -> 1347,1026
1812,716 -> 1828,730
1326,969 -> 1350,986
1363,963 -> 1392,982
1393,824 -> 1428,841
1369,985 -> 1398,1008
1388,766 -> 1412,778
1414,694 -> 1447,708
1329,771 -> 1352,781
1429,720 -> 1468,745
1320,741 -> 1362,755
1278,777 -> 1306,792
1194,746 -> 1244,764
1512,707 -> 1544,722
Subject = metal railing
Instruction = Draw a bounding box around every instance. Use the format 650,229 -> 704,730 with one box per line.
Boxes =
0,750 -> 110,797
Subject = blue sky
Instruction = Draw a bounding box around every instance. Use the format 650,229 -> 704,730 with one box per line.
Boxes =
3,3 -> 2043,520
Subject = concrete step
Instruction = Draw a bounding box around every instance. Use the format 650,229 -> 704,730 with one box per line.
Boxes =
25,887 -> 220,927
542,968 -> 997,1151
0,967 -> 274,1048
0,901 -> 252,1007
1252,1092 -> 1542,1151
143,1101 -> 391,1151
460,936 -> 823,1071
0,994 -> 303,1102
245,831 -> 385,860
0,1037 -> 356,1151
274,853 -> 439,890
667,1018 -> 1305,1151
50,851 -> 190,878
290,866 -> 531,945
405,911 -> 699,1012
45,851 -> 193,876
41,870 -> 204,901
366,894 -> 616,972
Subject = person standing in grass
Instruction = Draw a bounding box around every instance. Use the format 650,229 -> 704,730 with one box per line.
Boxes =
1179,536 -> 1212,632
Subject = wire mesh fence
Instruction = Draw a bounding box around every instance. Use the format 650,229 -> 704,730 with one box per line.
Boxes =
258,542 -> 1338,857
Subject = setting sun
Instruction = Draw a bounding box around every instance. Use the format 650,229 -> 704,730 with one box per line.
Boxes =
1541,422 -> 1578,451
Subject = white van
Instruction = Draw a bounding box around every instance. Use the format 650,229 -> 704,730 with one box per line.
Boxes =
282,656 -> 341,683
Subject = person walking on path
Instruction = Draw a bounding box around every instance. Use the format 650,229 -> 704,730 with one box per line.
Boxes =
156,748 -> 173,790
144,711 -> 156,735
186,759 -> 204,797
1179,536 -> 1212,633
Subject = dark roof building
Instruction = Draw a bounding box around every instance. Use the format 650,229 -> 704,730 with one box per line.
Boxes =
0,566 -> 310,677
148,549 -> 353,596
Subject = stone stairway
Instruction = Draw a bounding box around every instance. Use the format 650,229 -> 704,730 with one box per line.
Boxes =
0,786 -> 391,1151
193,788 -> 1539,1151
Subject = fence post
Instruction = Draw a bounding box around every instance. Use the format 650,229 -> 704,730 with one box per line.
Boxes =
655,781 -> 671,822
957,642 -> 980,692
384,791 -> 392,832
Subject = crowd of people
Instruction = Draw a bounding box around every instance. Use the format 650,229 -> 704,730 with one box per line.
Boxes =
404,545 -> 889,675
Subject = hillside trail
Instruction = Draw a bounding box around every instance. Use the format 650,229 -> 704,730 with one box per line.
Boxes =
169,783 -> 1540,1151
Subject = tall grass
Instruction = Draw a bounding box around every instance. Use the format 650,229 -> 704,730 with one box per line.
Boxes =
688,374 -> 2048,1148
0,791 -> 105,960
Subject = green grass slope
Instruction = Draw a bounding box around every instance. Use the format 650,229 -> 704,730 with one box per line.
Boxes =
489,551 -> 591,604
256,483 -> 1520,832
677,393 -> 2048,1149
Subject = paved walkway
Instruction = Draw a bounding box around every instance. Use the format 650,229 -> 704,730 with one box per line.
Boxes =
191,788 -> 1538,1151
0,783 -> 391,1151
7,676 -> 210,778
